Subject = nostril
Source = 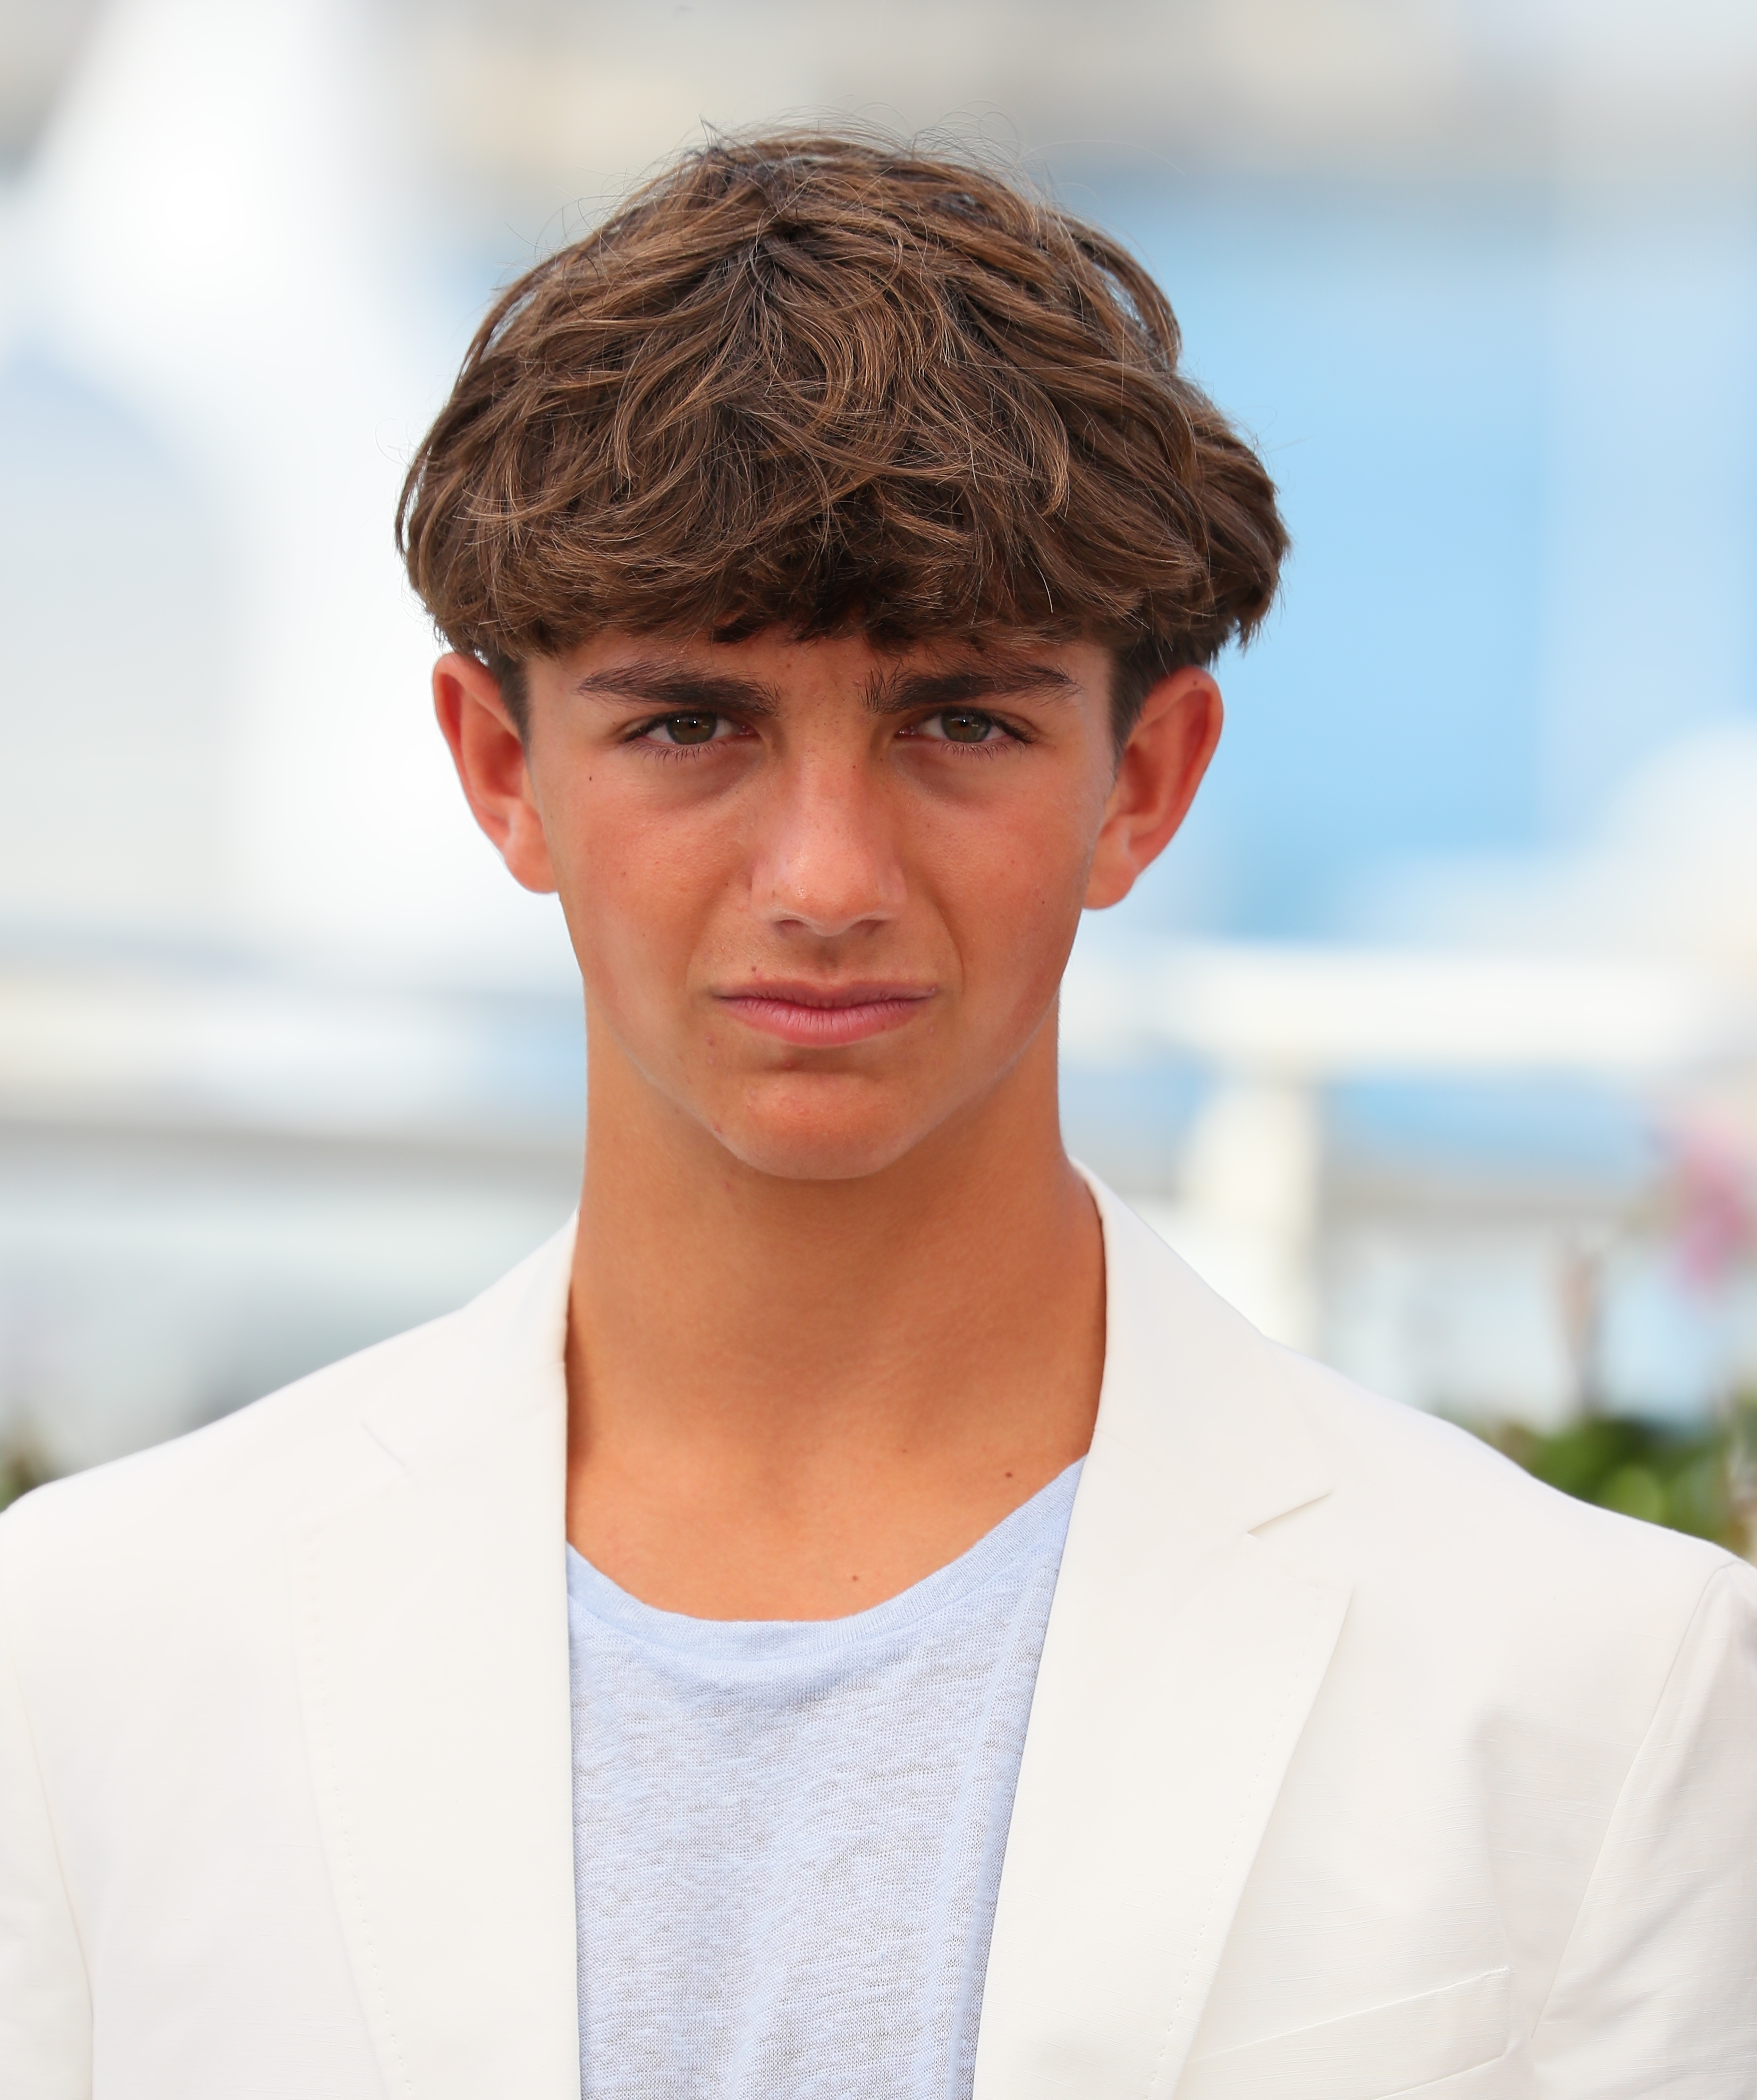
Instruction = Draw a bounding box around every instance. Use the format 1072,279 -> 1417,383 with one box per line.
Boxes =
754,849 -> 907,937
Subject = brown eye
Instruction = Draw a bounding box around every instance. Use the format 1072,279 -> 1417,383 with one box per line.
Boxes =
938,710 -> 994,743
661,713 -> 719,745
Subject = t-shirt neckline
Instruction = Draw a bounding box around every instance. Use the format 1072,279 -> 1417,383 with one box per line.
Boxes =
564,1457 -> 1083,1662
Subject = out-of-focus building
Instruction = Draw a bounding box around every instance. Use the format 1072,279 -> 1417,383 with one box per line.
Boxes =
3,0 -> 1756,1480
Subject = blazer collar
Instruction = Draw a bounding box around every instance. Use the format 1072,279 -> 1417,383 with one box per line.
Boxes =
972,1176 -> 1350,2099
1078,1169 -> 1333,1547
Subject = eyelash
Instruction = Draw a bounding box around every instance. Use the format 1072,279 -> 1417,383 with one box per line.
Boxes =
626,715 -> 752,762
909,713 -> 1027,757
626,711 -> 1030,760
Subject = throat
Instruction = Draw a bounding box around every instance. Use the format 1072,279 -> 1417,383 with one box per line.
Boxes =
562,1132 -> 1104,1621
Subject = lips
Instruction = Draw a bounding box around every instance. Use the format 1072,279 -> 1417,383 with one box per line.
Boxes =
712,981 -> 936,1047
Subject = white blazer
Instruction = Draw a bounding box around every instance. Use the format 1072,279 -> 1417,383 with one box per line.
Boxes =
3,1178 -> 1754,2099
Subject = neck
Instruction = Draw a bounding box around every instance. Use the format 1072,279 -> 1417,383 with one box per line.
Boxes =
564,1018 -> 1105,1618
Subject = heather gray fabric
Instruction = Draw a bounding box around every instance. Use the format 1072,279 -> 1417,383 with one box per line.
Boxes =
565,1461 -> 1080,2099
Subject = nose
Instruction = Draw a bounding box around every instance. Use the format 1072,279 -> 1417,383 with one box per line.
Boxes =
751,755 -> 907,939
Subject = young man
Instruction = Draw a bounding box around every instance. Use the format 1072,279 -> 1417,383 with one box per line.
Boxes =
3,135 -> 1754,2100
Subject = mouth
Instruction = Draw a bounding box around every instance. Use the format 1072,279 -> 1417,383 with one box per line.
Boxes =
711,980 -> 937,1048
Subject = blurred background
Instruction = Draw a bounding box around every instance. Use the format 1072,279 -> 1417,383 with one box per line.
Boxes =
3,0 -> 1756,1543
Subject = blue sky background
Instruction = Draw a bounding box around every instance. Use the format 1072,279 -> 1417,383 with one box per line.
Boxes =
1069,176 -> 1757,942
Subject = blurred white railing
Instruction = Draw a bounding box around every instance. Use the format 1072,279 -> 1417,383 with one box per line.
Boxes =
1063,938 -> 1757,1357
1062,940 -> 1757,1080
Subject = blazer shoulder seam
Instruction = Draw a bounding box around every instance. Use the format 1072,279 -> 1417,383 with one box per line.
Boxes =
1527,1553 -> 1751,2036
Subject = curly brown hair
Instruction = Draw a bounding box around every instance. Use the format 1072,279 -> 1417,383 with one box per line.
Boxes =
398,132 -> 1287,743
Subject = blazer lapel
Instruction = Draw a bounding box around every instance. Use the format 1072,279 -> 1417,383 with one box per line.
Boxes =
974,1182 -> 1351,2100
292,1221 -> 581,2100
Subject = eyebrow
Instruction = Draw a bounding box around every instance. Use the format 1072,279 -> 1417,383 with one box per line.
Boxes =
860,663 -> 1079,715
570,656 -> 1078,717
570,662 -> 781,714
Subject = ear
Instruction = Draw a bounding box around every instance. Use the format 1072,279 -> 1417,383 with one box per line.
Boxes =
1084,666 -> 1222,910
432,653 -> 558,895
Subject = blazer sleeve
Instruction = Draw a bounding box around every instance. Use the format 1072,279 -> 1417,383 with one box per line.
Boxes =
1531,1555 -> 1757,2099
0,1554 -> 93,2100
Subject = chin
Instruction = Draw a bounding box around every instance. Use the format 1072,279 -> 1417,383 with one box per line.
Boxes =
711,1118 -> 931,1185
705,1074 -> 946,1184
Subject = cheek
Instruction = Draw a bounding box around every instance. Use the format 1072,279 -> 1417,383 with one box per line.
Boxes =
549,786 -> 730,1011
927,795 -> 1096,999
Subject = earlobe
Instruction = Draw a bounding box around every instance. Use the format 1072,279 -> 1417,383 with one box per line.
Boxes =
432,653 -> 559,894
1084,667 -> 1222,911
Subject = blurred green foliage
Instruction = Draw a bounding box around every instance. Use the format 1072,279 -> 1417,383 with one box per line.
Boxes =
1483,1402 -> 1756,1557
0,1443 -> 53,1516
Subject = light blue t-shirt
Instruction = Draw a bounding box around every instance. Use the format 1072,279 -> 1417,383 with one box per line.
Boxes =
565,1461 -> 1080,2100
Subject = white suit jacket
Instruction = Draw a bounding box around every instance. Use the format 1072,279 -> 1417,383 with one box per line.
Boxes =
3,1178 -> 1755,2099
